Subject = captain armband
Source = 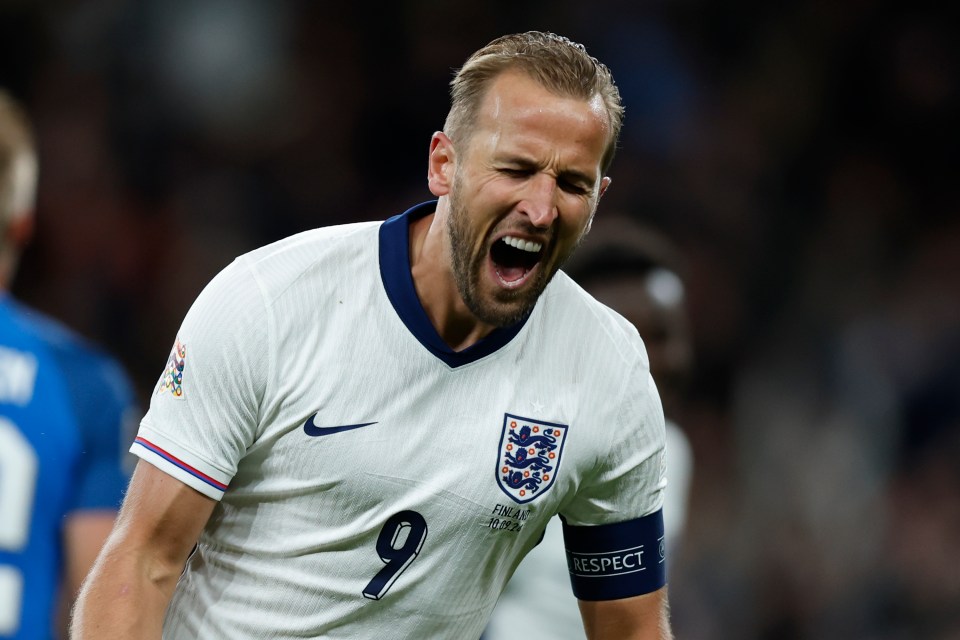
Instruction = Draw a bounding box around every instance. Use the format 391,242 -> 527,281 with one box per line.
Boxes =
561,509 -> 666,601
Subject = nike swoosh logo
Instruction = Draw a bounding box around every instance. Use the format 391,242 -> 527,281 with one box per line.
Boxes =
303,413 -> 378,437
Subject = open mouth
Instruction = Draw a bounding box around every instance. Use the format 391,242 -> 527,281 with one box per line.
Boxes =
490,235 -> 545,288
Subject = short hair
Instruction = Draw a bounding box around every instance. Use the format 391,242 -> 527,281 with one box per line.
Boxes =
444,31 -> 624,174
0,90 -> 38,229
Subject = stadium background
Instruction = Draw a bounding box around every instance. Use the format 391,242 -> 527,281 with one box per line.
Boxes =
2,2 -> 957,637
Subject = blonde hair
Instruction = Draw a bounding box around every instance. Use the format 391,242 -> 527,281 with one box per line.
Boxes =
0,90 -> 38,228
444,31 -> 624,173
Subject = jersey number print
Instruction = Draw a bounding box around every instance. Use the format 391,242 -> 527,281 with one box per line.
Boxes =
362,510 -> 427,600
0,418 -> 38,635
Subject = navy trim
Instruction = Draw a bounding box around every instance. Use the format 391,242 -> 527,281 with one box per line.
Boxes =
562,509 -> 667,600
378,201 -> 529,368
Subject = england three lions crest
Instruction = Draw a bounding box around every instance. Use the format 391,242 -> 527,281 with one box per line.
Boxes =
496,414 -> 569,504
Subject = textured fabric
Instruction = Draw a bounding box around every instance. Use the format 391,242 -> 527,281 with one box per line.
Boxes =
134,203 -> 667,639
485,419 -> 690,639
0,295 -> 136,640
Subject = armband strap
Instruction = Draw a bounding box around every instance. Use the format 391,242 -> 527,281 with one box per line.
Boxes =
562,509 -> 666,601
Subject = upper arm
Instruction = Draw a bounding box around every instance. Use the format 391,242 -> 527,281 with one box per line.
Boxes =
578,587 -> 672,640
562,340 -> 672,638
70,461 -> 217,638
103,460 -> 217,583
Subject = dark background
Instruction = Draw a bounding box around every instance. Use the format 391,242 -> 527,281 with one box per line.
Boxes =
3,1 -> 958,637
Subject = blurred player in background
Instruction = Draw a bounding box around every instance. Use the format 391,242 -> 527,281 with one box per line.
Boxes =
0,90 -> 137,639
486,214 -> 694,639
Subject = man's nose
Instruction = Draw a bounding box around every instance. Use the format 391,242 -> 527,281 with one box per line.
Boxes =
518,174 -> 559,228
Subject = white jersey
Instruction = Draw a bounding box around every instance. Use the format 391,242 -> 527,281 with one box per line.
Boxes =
133,202 -> 667,639
485,419 -> 692,640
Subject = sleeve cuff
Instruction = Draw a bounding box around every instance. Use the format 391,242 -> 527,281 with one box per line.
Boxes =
130,435 -> 230,500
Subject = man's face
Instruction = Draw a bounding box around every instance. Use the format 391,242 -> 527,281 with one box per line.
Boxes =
443,71 -> 612,327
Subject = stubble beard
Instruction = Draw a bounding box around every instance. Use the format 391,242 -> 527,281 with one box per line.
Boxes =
446,180 -> 582,328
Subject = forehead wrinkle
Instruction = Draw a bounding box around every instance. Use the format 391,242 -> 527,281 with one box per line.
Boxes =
472,72 -> 607,177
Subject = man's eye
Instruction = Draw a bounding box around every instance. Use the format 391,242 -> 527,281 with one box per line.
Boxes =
558,179 -> 588,195
500,168 -> 530,177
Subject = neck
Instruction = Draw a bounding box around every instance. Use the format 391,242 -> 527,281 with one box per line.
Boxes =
408,211 -> 495,351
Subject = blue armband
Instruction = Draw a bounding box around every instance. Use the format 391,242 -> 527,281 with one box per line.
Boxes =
562,509 -> 666,601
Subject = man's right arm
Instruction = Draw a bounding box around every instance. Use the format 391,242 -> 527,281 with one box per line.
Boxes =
70,460 -> 217,639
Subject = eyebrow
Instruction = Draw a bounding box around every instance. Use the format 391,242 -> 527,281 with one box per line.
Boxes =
501,157 -> 597,187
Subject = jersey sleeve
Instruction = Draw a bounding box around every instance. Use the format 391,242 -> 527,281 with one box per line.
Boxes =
559,353 -> 669,600
133,257 -> 270,500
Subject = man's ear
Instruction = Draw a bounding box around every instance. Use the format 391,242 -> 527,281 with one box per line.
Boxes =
427,132 -> 456,197
584,178 -> 612,235
598,176 -> 612,200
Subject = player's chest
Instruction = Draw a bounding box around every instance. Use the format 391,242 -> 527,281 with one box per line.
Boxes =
246,352 -> 602,536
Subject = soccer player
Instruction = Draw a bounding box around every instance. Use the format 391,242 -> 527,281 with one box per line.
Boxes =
73,32 -> 673,639
0,90 -> 137,639
485,216 -> 695,639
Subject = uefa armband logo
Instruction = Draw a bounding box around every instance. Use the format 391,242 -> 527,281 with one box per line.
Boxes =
155,338 -> 187,399
495,413 -> 569,504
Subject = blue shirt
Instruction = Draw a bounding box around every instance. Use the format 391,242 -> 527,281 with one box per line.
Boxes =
0,295 -> 136,640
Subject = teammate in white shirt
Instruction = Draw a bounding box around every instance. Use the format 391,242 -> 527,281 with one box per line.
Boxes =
72,31 -> 674,639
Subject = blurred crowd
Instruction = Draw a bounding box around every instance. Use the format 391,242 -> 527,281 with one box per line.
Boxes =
2,1 -> 957,638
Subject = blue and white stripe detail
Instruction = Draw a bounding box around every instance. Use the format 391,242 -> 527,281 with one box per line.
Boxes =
132,436 -> 229,500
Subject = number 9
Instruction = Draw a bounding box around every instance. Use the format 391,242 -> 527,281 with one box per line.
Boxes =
362,510 -> 427,600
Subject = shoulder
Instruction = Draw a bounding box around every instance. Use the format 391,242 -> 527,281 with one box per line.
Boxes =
225,220 -> 382,305
168,220 -> 385,368
242,221 -> 380,272
539,271 -> 648,369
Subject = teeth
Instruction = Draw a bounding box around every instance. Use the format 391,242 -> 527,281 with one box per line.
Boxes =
502,236 -> 543,253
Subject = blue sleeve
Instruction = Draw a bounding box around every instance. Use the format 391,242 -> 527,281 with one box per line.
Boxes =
561,509 -> 667,601
51,341 -> 139,512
